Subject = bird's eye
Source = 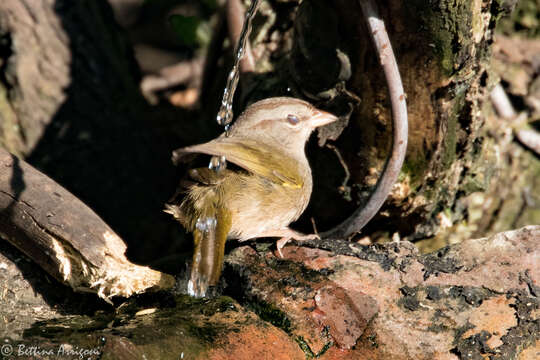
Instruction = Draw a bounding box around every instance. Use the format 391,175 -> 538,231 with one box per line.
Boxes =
287,114 -> 299,125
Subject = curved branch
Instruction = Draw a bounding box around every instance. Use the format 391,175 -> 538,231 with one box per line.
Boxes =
323,0 -> 408,239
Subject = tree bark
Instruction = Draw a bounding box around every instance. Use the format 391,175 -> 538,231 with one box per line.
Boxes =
276,0 -> 540,246
0,0 -> 184,263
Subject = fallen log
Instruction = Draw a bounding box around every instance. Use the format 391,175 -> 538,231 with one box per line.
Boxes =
0,148 -> 175,303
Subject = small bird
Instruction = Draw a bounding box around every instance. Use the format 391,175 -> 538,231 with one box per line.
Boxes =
165,97 -> 338,297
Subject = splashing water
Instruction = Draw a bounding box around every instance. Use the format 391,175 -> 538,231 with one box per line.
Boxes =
189,216 -> 217,297
208,155 -> 227,172
195,216 -> 218,232
187,279 -> 202,297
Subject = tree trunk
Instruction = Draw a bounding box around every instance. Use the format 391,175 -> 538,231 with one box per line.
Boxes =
0,0 -> 184,263
281,0 -> 539,247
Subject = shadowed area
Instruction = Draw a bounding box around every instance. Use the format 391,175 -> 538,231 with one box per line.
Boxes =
23,0 -> 188,264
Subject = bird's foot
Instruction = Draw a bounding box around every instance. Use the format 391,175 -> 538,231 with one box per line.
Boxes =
253,228 -> 320,258
276,232 -> 320,258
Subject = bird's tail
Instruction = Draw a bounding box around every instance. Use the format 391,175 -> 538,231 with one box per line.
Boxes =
188,209 -> 231,298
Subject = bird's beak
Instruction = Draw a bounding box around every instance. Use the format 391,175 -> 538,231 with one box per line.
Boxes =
309,110 -> 339,128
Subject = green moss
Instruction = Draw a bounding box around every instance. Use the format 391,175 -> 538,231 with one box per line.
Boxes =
246,300 -> 292,334
295,335 -> 331,359
442,86 -> 468,168
23,313 -> 114,338
20,295 -> 256,359
184,322 -> 222,343
461,174 -> 487,194
401,155 -> 429,189
405,0 -> 473,76
197,296 -> 238,316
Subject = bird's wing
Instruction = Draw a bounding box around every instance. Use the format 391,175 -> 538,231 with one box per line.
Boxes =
172,138 -> 303,188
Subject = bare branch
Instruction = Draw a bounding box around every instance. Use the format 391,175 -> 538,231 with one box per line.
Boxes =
490,83 -> 540,155
490,83 -> 517,119
141,58 -> 204,95
515,129 -> 540,155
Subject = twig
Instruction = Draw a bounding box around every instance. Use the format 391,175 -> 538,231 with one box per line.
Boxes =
322,0 -> 408,239
490,83 -> 540,155
141,58 -> 204,95
490,83 -> 516,119
515,129 -> 540,155
326,143 -> 352,201
310,217 -> 319,237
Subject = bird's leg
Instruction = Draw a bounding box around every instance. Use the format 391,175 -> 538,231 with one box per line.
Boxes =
256,228 -> 320,258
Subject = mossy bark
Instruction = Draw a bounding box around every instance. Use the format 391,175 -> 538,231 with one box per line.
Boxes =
272,0 -> 539,245
338,0 -> 503,241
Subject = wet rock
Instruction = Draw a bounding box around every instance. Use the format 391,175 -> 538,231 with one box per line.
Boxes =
223,226 -> 539,359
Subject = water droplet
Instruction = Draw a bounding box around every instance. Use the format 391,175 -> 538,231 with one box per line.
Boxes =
196,216 -> 218,232
237,46 -> 244,58
216,108 -> 228,125
208,155 -> 227,172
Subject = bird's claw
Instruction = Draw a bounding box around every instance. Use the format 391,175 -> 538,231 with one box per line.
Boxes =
276,233 -> 320,258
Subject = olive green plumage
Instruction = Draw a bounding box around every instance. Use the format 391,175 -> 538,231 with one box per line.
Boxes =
166,97 -> 338,297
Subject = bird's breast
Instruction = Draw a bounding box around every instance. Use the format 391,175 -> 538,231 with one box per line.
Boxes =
226,172 -> 312,240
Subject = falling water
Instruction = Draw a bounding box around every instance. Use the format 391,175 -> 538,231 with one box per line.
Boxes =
210,0 -> 262,171
215,0 -> 262,128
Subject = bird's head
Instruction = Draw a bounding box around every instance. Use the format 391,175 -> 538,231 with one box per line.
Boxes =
228,97 -> 338,151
